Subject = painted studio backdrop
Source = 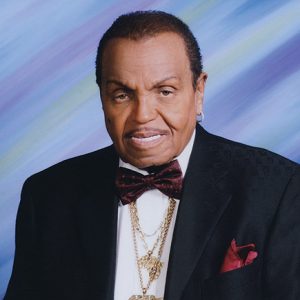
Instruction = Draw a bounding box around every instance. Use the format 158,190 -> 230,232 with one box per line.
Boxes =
0,0 -> 300,297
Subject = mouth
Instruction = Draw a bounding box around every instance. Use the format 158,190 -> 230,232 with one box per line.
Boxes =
125,128 -> 168,148
131,134 -> 162,143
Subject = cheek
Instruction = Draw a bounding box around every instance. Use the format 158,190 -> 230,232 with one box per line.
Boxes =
103,108 -> 113,132
103,102 -> 117,125
163,100 -> 196,130
105,116 -> 112,126
102,106 -> 117,139
103,108 -> 128,142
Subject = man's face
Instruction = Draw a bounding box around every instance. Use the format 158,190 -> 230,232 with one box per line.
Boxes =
101,32 -> 207,168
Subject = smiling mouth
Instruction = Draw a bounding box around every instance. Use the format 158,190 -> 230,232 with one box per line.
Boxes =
131,134 -> 162,143
125,128 -> 168,148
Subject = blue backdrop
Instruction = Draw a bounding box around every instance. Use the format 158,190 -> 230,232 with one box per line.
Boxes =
1,0 -> 300,297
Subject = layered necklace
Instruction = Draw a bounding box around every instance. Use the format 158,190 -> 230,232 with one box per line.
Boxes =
128,197 -> 176,300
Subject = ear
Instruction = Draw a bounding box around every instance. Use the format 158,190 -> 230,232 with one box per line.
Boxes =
195,72 -> 208,115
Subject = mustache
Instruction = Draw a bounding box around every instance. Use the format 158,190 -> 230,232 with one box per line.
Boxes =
124,127 -> 169,138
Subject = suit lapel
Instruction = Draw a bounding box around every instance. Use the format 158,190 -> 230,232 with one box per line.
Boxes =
164,125 -> 233,300
73,127 -> 233,300
75,147 -> 119,300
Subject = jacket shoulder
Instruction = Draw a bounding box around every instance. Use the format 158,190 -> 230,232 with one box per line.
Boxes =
24,145 -> 117,188
199,127 -> 299,184
208,130 -> 297,167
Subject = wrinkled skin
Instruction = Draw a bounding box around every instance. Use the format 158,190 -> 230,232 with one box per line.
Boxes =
101,32 -> 207,168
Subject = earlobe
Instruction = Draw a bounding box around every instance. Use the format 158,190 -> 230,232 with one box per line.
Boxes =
196,111 -> 204,123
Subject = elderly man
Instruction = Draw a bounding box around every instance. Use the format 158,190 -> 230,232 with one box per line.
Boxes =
5,11 -> 300,300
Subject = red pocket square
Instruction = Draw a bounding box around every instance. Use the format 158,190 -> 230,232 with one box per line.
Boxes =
220,239 -> 258,273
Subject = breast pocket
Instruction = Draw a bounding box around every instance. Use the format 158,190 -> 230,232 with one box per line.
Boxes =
201,260 -> 262,300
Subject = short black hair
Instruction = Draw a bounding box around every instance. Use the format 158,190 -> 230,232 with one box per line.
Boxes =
95,10 -> 203,89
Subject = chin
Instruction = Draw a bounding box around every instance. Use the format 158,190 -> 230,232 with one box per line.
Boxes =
117,142 -> 176,168
127,154 -> 174,169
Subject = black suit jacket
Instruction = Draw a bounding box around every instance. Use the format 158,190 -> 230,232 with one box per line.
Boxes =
5,125 -> 300,300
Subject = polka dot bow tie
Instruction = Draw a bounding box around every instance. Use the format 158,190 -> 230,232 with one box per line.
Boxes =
115,160 -> 183,205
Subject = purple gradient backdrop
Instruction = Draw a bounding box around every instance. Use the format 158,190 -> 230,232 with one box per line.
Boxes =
1,0 -> 300,297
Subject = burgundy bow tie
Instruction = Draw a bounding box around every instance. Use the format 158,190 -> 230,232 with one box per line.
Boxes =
115,160 -> 183,205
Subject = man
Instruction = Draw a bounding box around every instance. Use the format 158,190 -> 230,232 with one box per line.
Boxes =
5,11 -> 300,300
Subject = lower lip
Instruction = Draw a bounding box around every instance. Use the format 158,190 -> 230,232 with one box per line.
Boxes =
128,134 -> 164,148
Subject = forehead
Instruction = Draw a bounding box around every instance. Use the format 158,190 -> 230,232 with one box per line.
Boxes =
101,32 -> 191,84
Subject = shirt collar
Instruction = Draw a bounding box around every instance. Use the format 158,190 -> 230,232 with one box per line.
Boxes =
119,129 -> 195,178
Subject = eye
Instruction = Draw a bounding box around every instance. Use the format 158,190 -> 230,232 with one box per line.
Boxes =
160,89 -> 173,96
114,93 -> 129,102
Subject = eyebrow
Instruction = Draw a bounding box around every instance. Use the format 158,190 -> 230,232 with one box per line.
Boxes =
152,76 -> 179,87
105,76 -> 179,89
105,79 -> 126,87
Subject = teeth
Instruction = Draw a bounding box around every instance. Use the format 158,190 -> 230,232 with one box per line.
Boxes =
132,134 -> 161,142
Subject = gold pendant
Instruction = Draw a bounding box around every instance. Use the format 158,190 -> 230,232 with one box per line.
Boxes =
129,295 -> 162,300
138,254 -> 163,282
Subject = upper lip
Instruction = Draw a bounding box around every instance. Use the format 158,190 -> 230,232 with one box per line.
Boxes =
125,127 -> 169,139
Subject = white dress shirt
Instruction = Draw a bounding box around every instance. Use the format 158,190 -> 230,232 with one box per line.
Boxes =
114,130 -> 195,300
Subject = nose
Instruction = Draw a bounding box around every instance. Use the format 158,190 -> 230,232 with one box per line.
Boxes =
131,95 -> 157,124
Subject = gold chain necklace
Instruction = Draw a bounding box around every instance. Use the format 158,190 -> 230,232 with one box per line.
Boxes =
129,197 -> 176,300
131,201 -> 166,255
129,296 -> 163,300
138,203 -> 169,238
